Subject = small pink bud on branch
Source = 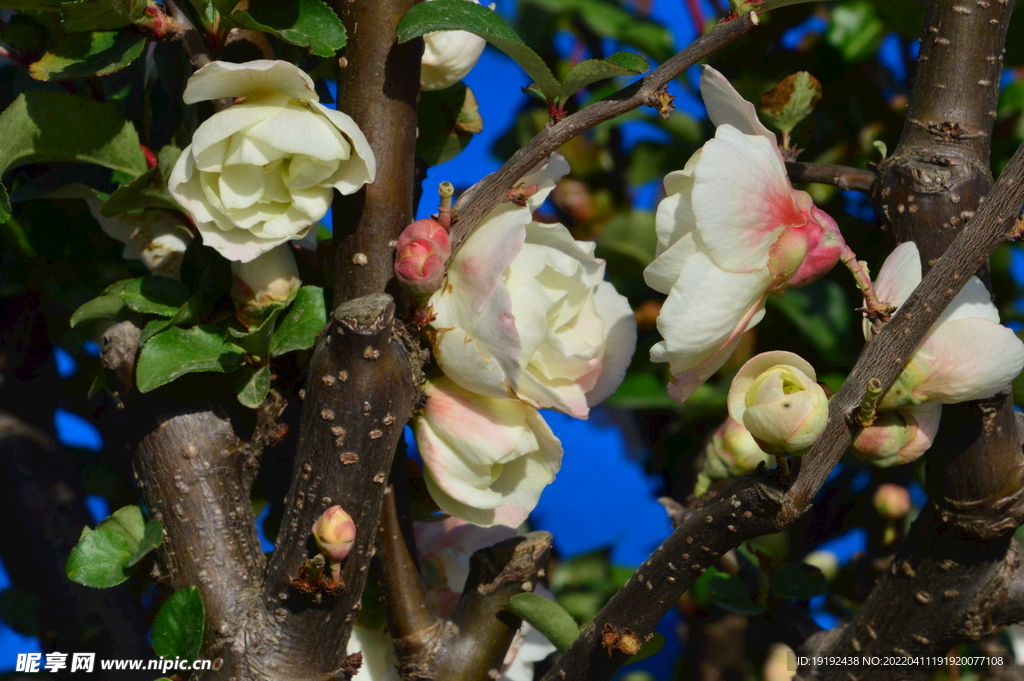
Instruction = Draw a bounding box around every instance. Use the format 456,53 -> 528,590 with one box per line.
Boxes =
394,218 -> 451,298
312,505 -> 356,584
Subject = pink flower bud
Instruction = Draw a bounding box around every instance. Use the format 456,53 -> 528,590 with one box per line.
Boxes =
873,483 -> 912,520
767,203 -> 844,289
395,219 -> 451,297
850,405 -> 941,468
312,505 -> 356,583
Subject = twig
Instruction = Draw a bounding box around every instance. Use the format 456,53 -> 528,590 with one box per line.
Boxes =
449,11 -> 759,254
540,139 -> 1024,681
785,161 -> 876,193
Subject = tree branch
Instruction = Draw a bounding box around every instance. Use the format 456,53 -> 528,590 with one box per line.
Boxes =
449,11 -> 759,254
785,162 -> 876,193
541,136 -> 1024,681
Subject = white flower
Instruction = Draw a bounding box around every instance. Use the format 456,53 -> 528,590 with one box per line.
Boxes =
168,60 -> 375,263
727,351 -> 829,455
230,244 -> 301,327
420,0 -> 488,91
428,154 -> 636,419
88,202 -> 191,279
866,241 -> 1024,409
645,66 -> 844,402
414,376 -> 562,528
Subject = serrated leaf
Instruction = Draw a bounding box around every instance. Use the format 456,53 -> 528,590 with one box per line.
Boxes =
505,593 -> 580,653
227,0 -> 346,57
152,587 -> 204,660
0,91 -> 147,181
65,505 -> 160,588
770,563 -> 827,600
139,296 -> 202,344
70,295 -> 127,328
418,83 -> 483,166
269,286 -> 326,356
558,52 -> 647,102
61,0 -> 149,32
398,0 -> 561,101
707,574 -> 765,616
759,72 -> 822,135
136,326 -> 245,392
0,0 -> 63,9
233,365 -> 271,409
30,31 -> 146,81
112,277 -> 189,317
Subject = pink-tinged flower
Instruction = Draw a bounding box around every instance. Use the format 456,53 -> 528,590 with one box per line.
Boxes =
866,241 -> 1024,409
168,60 -> 375,263
645,66 -> 844,403
851,404 -> 941,468
312,505 -> 356,583
413,376 -> 562,528
727,351 -> 829,456
696,416 -> 771,495
394,218 -> 451,297
428,154 -> 636,419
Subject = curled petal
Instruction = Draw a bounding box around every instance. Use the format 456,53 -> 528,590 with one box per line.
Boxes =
183,59 -> 319,104
700,65 -> 781,157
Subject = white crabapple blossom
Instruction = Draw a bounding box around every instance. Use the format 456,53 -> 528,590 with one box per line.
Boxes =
414,376 -> 562,528
727,351 -> 829,456
168,60 -> 375,263
87,202 -> 191,280
420,0 -> 488,91
427,154 -> 637,420
865,241 -> 1024,411
645,66 -> 845,402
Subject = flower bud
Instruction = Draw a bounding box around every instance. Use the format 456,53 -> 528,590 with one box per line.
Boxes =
313,505 -> 356,583
727,351 -> 828,456
696,417 -> 771,494
850,404 -> 941,468
230,245 -> 301,327
420,0 -> 488,91
873,483 -> 912,520
395,218 -> 451,298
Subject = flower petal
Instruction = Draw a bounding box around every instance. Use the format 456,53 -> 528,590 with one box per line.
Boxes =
913,318 -> 1024,403
311,102 -> 378,191
691,125 -> 804,273
727,350 -> 818,424
700,65 -> 781,156
183,59 -> 319,104
585,280 -> 637,407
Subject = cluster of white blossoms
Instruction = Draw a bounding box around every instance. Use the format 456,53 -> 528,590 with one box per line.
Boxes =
413,155 -> 637,527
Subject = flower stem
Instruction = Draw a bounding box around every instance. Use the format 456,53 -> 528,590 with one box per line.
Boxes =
840,244 -> 895,328
437,181 -> 454,229
858,377 -> 884,427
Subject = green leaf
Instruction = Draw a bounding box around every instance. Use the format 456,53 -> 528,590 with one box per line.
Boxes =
505,593 -> 580,653
101,166 -> 180,216
0,14 -> 51,53
270,286 -> 326,356
594,210 -> 657,280
558,52 -> 648,102
113,277 -> 190,317
827,1 -> 885,62
30,31 -> 146,81
152,587 -> 204,661
61,0 -> 149,32
522,0 -> 674,62
139,296 -> 203,344
0,91 -> 147,181
770,563 -> 827,600
227,0 -> 346,57
233,365 -> 271,409
768,279 -> 854,366
70,295 -> 128,328
126,520 -> 163,567
417,83 -> 483,166
398,0 -> 561,101
65,506 -> 161,588
0,180 -> 9,223
759,72 -> 822,135
707,574 -> 765,616
136,326 -> 246,392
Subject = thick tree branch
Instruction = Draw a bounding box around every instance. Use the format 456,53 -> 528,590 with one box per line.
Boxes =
449,11 -> 758,254
785,162 -> 876,193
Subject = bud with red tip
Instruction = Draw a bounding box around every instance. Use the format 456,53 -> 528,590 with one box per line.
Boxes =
313,505 -> 356,584
394,218 -> 451,298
